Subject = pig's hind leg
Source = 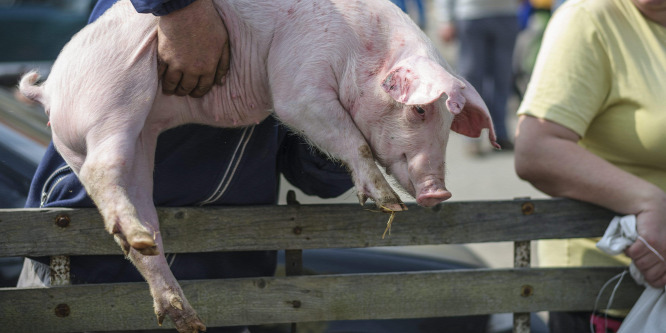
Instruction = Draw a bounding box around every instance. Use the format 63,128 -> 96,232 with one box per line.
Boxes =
79,124 -> 205,332
78,123 -> 158,254
76,96 -> 204,332
273,94 -> 405,211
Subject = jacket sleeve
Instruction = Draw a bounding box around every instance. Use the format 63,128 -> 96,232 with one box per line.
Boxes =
130,0 -> 197,15
277,130 -> 354,199
88,0 -> 197,24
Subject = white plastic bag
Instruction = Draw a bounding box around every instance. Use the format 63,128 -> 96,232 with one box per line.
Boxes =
597,215 -> 666,333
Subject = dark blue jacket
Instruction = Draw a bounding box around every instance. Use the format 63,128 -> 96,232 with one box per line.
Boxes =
130,0 -> 195,15
27,0 -> 353,285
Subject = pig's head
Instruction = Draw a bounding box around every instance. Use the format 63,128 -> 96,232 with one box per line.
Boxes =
351,55 -> 498,207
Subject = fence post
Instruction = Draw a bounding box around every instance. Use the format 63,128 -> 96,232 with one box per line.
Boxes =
513,198 -> 533,333
285,191 -> 304,333
51,214 -> 72,285
49,255 -> 71,286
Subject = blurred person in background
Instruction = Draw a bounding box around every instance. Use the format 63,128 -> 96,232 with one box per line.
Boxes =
390,0 -> 427,29
435,0 -> 520,155
513,0 -> 552,99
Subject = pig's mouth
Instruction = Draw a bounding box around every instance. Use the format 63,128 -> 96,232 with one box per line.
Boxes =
385,155 -> 451,207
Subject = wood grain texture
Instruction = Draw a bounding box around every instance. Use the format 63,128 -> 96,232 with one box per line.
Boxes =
0,200 -> 635,332
0,199 -> 616,257
0,267 -> 642,332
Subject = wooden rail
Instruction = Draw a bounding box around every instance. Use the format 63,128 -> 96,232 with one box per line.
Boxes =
0,198 -> 644,332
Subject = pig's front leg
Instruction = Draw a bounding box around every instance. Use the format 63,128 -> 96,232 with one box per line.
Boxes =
77,131 -> 205,332
274,97 -> 405,211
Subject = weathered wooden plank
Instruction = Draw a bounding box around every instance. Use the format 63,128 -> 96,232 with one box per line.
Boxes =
0,267 -> 641,332
0,199 -> 616,257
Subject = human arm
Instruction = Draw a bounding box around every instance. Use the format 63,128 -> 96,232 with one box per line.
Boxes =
277,131 -> 353,199
438,22 -> 456,43
132,0 -> 230,97
433,0 -> 456,43
514,116 -> 666,287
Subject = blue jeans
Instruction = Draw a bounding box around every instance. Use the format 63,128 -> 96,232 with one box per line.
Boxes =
457,15 -> 519,142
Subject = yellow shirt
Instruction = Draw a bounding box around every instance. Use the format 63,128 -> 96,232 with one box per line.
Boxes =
518,0 -> 666,267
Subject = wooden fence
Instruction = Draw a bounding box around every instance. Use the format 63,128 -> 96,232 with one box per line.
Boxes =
0,197 -> 644,332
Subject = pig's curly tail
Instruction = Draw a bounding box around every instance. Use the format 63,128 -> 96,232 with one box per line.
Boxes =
19,70 -> 46,107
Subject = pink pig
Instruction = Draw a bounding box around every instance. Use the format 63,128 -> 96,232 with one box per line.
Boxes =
20,0 -> 497,331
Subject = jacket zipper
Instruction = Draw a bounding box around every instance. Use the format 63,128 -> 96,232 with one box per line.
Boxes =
41,126 -> 255,207
40,165 -> 72,208
199,125 -> 255,206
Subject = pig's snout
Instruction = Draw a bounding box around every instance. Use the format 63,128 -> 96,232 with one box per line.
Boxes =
416,183 -> 452,207
405,153 -> 450,207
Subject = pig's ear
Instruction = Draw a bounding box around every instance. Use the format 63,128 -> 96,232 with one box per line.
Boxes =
381,58 -> 499,148
451,77 -> 500,149
381,57 -> 448,105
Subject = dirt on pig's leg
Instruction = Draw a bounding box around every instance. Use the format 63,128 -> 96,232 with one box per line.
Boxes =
128,234 -> 206,332
273,97 -> 405,211
78,140 -> 158,255
125,138 -> 206,332
121,136 -> 206,332
79,133 -> 205,332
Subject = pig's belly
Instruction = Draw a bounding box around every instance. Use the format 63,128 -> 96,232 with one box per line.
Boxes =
150,86 -> 274,131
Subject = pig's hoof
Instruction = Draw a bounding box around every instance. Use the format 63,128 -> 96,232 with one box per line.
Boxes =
357,190 -> 406,211
357,193 -> 369,206
128,231 -> 159,255
380,202 -> 407,212
136,245 -> 159,256
156,293 -> 206,333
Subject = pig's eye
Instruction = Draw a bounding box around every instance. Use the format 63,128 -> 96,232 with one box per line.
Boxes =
410,106 -> 427,122
414,106 -> 427,119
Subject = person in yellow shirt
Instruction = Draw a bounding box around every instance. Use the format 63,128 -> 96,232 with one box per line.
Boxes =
514,0 -> 666,331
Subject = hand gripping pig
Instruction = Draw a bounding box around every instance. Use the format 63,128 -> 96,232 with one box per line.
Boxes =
20,0 -> 497,331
